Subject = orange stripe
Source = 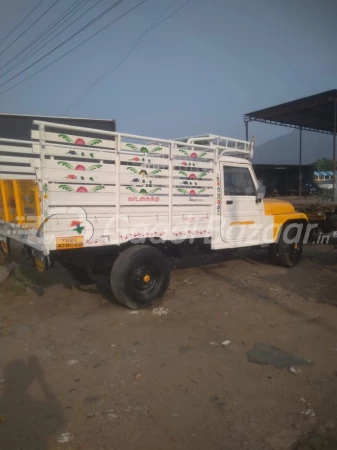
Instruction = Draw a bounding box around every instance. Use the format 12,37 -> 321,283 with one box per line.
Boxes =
230,220 -> 255,226
12,180 -> 24,224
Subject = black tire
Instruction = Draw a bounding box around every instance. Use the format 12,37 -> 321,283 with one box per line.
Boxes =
269,223 -> 303,268
110,245 -> 170,310
60,262 -> 93,285
267,244 -> 278,264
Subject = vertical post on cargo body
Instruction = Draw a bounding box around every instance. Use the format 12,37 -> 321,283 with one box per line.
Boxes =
212,147 -> 218,244
34,183 -> 42,226
0,180 -> 9,222
115,134 -> 121,245
299,127 -> 302,197
39,123 -> 48,254
250,136 -> 255,159
168,142 -> 173,240
333,98 -> 337,201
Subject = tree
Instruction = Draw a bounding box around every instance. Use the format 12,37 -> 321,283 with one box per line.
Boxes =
312,158 -> 333,171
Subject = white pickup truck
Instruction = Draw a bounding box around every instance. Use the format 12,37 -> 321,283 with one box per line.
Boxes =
0,119 -> 308,309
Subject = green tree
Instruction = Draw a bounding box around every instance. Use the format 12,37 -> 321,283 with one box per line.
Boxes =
312,158 -> 333,171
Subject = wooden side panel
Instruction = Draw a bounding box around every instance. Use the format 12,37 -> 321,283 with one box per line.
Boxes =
172,146 -> 215,159
173,158 -> 214,169
48,191 -> 115,206
42,144 -> 115,161
120,142 -> 170,155
42,167 -> 116,184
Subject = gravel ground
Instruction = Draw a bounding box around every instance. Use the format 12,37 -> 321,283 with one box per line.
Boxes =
0,244 -> 337,450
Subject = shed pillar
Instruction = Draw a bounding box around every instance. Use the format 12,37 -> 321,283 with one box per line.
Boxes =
299,127 -> 302,197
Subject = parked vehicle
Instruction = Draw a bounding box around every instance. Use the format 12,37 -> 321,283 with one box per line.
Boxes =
302,183 -> 318,196
0,120 -> 308,309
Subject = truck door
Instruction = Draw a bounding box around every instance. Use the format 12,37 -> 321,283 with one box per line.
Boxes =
220,163 -> 263,244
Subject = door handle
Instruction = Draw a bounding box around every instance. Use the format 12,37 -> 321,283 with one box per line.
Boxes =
226,200 -> 233,205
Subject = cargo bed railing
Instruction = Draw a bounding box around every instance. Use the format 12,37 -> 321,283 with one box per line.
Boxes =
173,134 -> 254,159
1,120 -> 231,253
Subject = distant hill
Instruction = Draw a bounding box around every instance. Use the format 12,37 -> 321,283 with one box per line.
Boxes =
253,130 -> 333,165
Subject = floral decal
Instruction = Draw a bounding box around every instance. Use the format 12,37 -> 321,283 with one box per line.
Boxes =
59,134 -> 102,146
126,186 -> 161,195
65,175 -> 95,181
42,183 -> 48,200
57,162 -> 102,171
127,167 -> 161,176
177,171 -> 208,195
177,188 -> 206,195
178,171 -> 207,178
66,150 -> 96,158
59,185 -> 105,193
179,148 -> 208,158
126,144 -> 162,154
42,182 -> 49,218
70,220 -> 85,234
173,230 -> 211,237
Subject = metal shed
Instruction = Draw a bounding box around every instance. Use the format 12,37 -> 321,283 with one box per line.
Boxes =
244,90 -> 337,198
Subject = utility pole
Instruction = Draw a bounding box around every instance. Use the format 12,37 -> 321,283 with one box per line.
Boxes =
299,127 -> 302,197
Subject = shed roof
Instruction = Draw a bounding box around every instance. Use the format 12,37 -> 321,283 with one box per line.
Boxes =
245,90 -> 337,134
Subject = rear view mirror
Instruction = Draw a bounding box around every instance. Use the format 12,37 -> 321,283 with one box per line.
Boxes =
256,185 -> 266,203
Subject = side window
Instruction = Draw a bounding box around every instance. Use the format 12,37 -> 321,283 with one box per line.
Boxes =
223,166 -> 256,196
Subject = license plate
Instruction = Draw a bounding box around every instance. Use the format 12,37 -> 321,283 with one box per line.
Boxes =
56,236 -> 84,250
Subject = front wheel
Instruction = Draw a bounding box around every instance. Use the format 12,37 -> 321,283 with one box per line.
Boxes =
110,245 -> 170,309
268,224 -> 304,268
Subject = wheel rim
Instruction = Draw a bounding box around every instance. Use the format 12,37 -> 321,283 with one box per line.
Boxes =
131,264 -> 158,294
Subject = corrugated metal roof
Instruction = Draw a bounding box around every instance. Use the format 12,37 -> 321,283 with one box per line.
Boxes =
245,90 -> 337,134
314,171 -> 337,176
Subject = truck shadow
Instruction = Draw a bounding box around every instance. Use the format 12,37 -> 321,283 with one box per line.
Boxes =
0,356 -> 65,450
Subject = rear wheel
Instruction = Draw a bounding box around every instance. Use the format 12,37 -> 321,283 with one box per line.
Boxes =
268,223 -> 304,268
110,245 -> 170,309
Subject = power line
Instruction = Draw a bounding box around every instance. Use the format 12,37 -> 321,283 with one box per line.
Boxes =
0,0 -> 62,58
65,0 -> 191,114
0,0 -> 87,74
0,0 -> 100,79
0,0 -> 46,46
0,0 -> 126,89
0,0 -> 149,97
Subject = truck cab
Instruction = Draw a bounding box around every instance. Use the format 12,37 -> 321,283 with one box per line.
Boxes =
176,134 -> 308,259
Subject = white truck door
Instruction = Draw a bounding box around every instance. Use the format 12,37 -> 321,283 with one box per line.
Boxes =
220,163 -> 263,244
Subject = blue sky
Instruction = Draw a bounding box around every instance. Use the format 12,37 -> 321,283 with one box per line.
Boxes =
0,0 -> 336,145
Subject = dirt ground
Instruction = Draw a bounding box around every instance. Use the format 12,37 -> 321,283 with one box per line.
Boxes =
0,244 -> 337,450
